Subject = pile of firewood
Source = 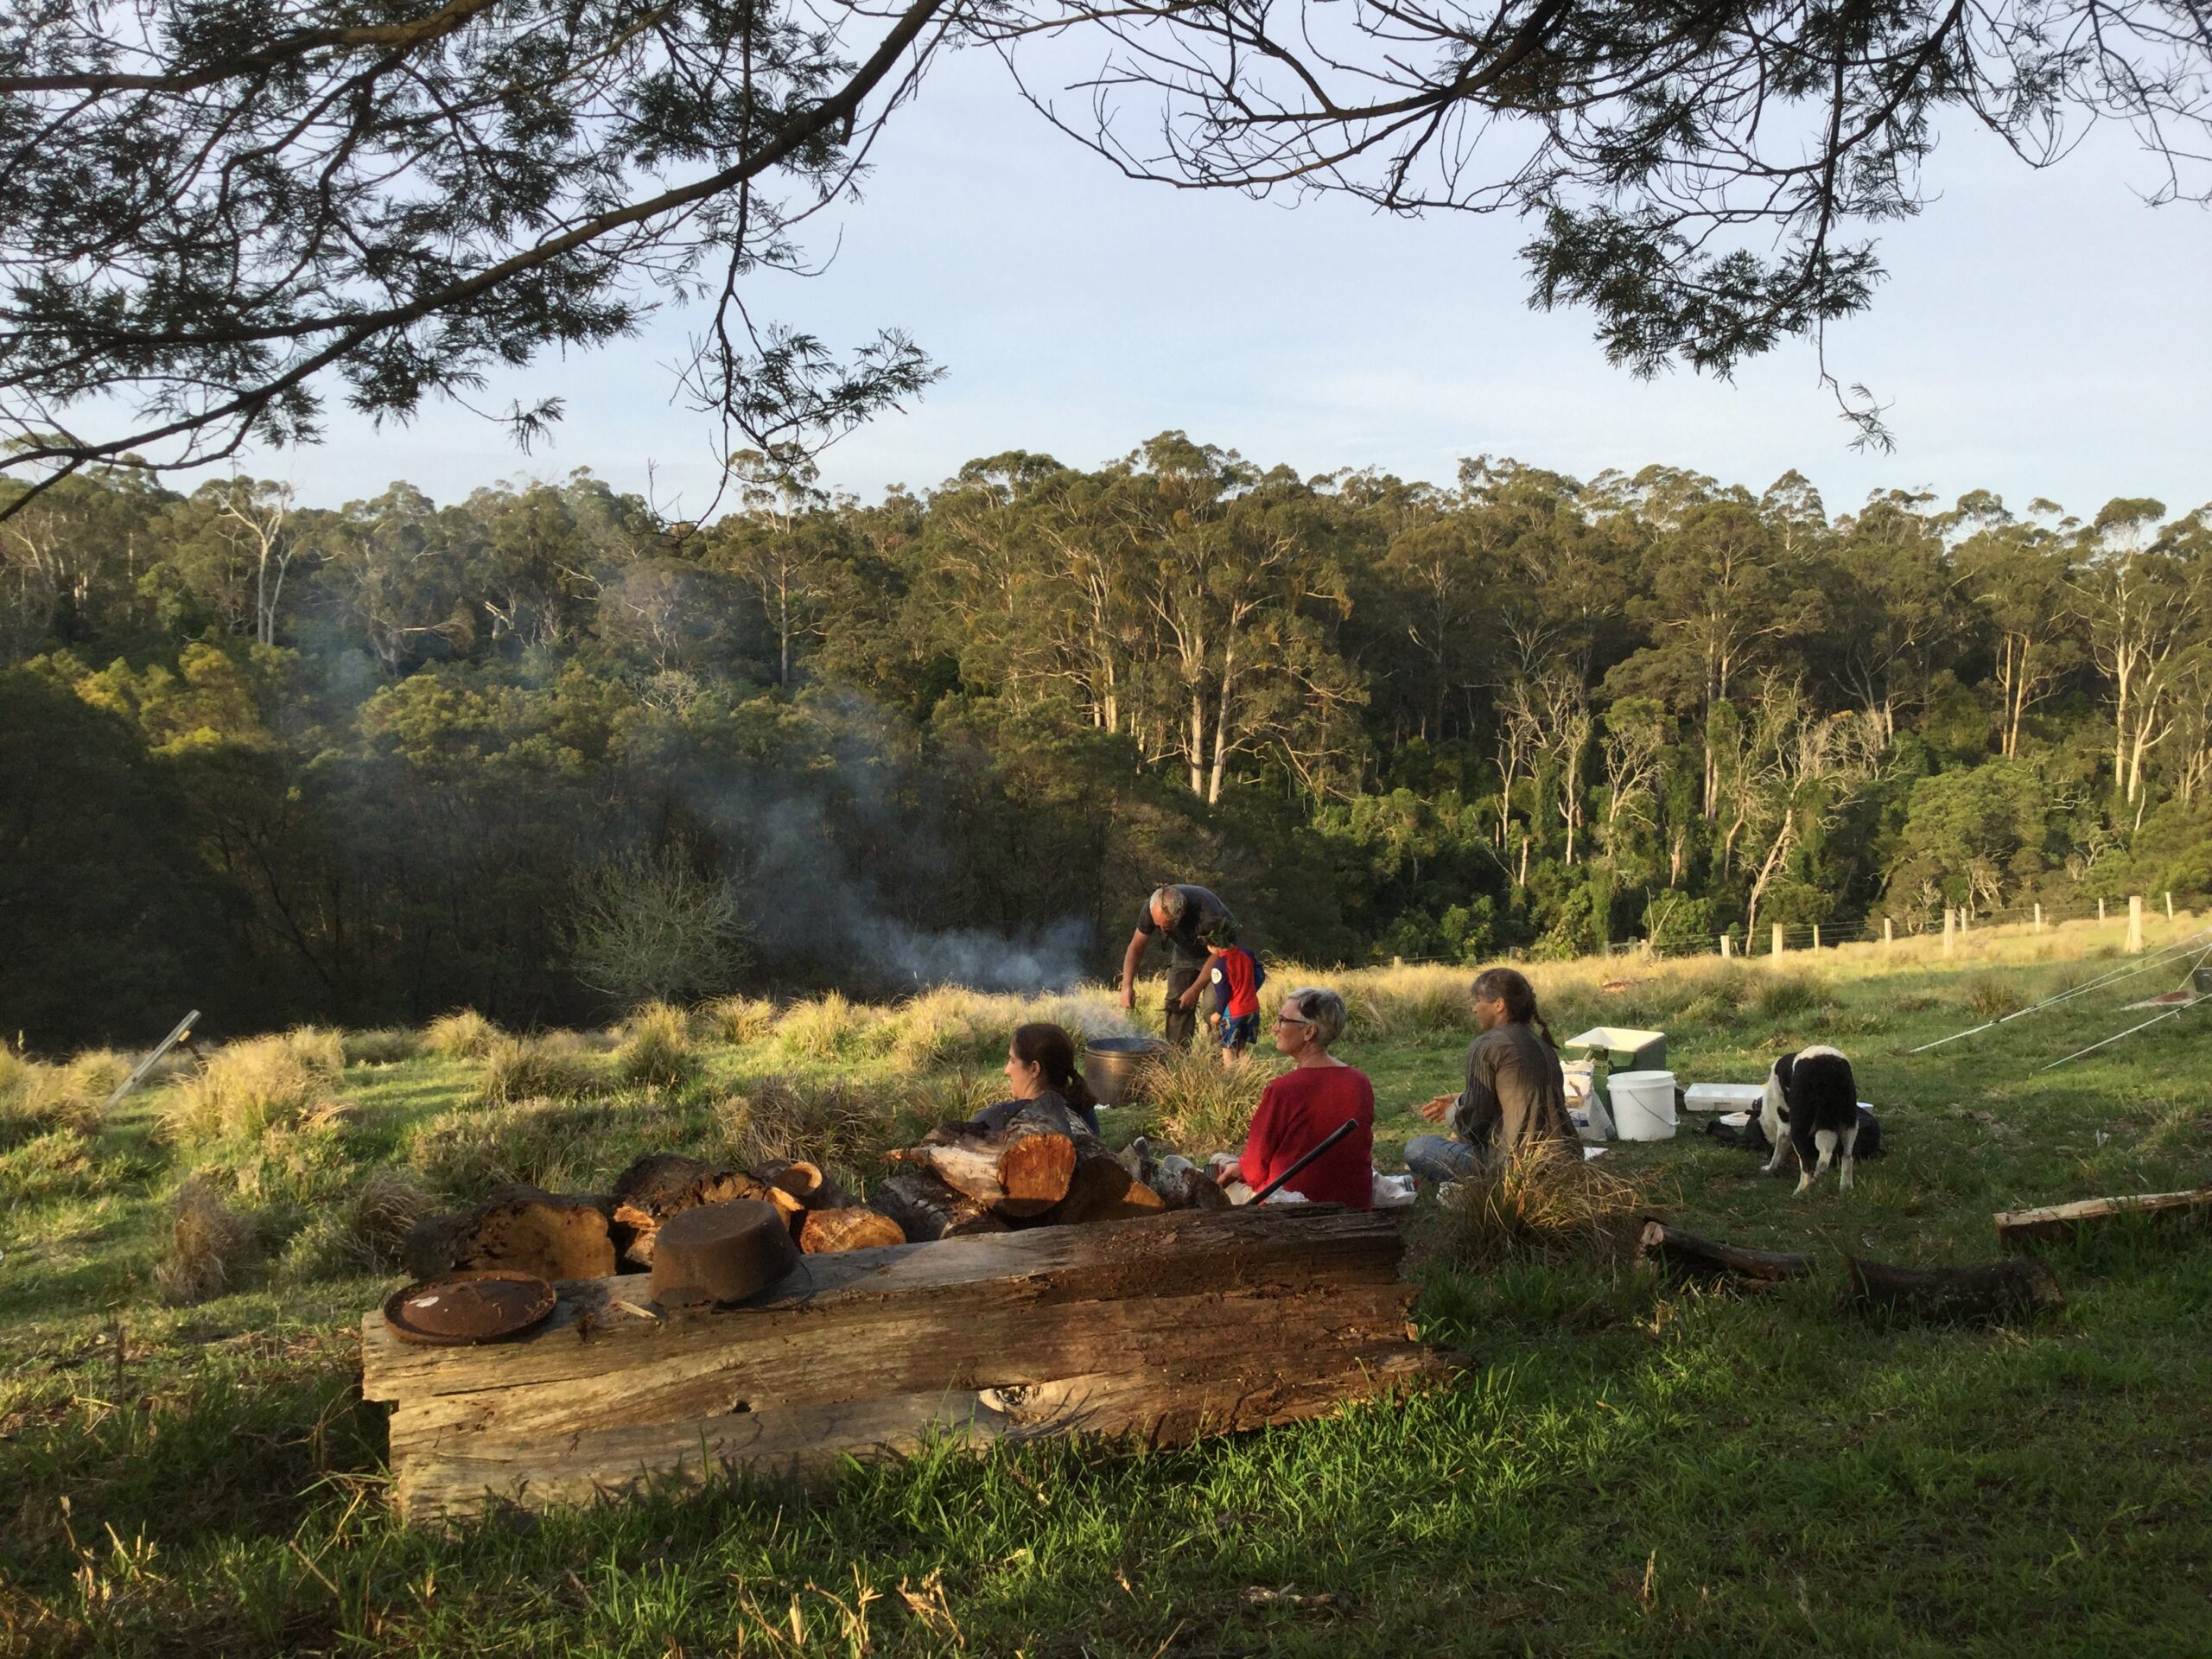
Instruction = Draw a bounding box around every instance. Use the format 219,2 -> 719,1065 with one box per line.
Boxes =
404,1103 -> 1224,1284
876,1103 -> 1225,1239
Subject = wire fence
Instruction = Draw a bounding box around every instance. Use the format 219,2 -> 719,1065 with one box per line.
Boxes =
1369,889 -> 2210,970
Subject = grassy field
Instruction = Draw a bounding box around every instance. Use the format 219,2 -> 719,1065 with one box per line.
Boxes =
4,916 -> 2212,1656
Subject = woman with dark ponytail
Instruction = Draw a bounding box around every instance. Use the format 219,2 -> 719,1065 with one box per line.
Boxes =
1405,967 -> 1573,1183
970,1021 -> 1102,1135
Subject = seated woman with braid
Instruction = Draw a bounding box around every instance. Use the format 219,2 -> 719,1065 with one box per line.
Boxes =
967,1021 -> 1103,1136
1404,967 -> 1575,1184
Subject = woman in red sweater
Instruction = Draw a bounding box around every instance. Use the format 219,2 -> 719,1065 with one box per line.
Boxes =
1222,986 -> 1374,1208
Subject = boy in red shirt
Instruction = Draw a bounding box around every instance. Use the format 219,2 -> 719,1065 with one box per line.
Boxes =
1203,924 -> 1263,1066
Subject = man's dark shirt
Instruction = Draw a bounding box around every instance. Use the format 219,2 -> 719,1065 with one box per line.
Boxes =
1135,884 -> 1233,966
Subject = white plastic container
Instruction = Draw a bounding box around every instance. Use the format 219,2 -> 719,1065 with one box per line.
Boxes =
1684,1082 -> 1767,1113
1608,1069 -> 1678,1141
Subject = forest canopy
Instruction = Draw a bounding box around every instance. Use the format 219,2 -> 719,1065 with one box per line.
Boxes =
4,440 -> 2209,1051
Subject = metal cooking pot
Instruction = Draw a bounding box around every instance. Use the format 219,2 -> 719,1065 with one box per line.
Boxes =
1084,1034 -> 1169,1108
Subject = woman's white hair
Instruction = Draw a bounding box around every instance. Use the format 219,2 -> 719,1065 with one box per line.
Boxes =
1282,986 -> 1346,1048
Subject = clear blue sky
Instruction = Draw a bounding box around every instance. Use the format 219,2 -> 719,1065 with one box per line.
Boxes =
264,48 -> 2212,524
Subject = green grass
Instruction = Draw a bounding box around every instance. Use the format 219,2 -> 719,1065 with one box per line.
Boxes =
5,931 -> 2212,1656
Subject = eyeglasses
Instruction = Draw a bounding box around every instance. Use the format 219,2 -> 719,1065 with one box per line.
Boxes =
1273,1013 -> 1313,1027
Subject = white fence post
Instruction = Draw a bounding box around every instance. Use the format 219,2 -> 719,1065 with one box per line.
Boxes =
2127,895 -> 2145,954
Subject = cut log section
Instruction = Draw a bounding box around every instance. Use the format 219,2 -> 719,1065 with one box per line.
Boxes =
752,1159 -> 857,1213
1993,1188 -> 2212,1249
874,1172 -> 1011,1243
1637,1219 -> 1815,1282
1847,1255 -> 2063,1322
1150,1160 -> 1231,1212
405,1185 -> 617,1283
610,1155 -> 772,1268
1047,1134 -> 1166,1225
363,1205 -> 1449,1524
798,1207 -> 907,1254
897,1104 -> 1078,1218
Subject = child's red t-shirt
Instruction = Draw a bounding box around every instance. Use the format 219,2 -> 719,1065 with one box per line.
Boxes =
1211,947 -> 1261,1017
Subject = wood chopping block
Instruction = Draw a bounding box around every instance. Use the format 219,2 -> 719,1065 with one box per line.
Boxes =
650,1199 -> 801,1307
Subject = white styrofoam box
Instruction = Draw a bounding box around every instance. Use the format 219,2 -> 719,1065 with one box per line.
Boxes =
1684,1082 -> 1768,1112
1563,1027 -> 1666,1053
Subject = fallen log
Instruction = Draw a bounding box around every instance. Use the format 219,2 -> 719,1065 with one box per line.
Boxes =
362,1205 -> 1449,1524
610,1155 -> 772,1268
798,1206 -> 907,1255
874,1172 -> 1011,1243
1847,1255 -> 2063,1322
405,1185 -> 617,1283
1993,1188 -> 2212,1249
1637,1218 -> 1815,1282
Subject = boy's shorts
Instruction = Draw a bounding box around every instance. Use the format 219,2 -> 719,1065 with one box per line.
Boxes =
1219,1013 -> 1260,1050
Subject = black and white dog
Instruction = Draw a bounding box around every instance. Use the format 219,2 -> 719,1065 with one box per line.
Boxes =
1761,1046 -> 1859,1194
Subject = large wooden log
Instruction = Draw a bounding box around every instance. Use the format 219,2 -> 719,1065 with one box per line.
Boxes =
798,1207 -> 907,1255
404,1185 -> 616,1282
365,1206 -> 1408,1400
362,1205 -> 1444,1525
1847,1255 -> 2063,1322
1993,1188 -> 2212,1249
610,1155 -> 772,1268
873,1171 -> 1010,1243
1637,1218 -> 1815,1282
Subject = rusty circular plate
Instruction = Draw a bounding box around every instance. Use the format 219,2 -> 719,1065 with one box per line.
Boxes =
382,1269 -> 556,1346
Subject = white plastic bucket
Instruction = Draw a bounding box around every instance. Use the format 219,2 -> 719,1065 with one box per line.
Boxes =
1608,1069 -> 1677,1141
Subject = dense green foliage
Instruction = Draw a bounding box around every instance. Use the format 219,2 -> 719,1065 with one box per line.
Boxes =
5,442 -> 2211,1049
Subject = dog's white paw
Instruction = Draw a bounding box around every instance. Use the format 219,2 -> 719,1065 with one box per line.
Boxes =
1792,1172 -> 1813,1195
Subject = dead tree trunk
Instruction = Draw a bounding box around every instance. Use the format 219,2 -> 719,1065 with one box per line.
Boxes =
1847,1256 -> 2063,1322
1637,1219 -> 1815,1282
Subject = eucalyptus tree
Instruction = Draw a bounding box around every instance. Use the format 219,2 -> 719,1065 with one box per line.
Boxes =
9,0 -> 2210,506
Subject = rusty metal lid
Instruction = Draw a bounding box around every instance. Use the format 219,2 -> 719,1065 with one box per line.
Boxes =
383,1269 -> 556,1346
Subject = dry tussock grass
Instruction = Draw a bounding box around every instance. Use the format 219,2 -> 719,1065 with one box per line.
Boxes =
423,1007 -> 500,1058
719,1074 -> 926,1192
156,1175 -> 256,1303
160,1029 -> 343,1145
0,1048 -> 127,1142
697,995 -> 778,1046
352,1166 -> 437,1265
1146,1046 -> 1274,1157
1425,1144 -> 1651,1270
773,991 -> 874,1058
342,1027 -> 423,1065
613,1002 -> 698,1090
479,1032 -> 602,1106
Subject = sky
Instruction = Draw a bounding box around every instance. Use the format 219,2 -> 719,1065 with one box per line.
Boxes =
238,46 -> 2212,524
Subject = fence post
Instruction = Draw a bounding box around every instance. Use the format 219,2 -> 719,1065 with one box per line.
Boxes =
2127,895 -> 2145,954
1719,934 -> 1732,958
2167,892 -> 2175,922
1812,924 -> 1821,950
2034,902 -> 2043,931
1884,918 -> 1893,947
1942,907 -> 1956,957
2099,897 -> 2107,923
1772,923 -> 1785,958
